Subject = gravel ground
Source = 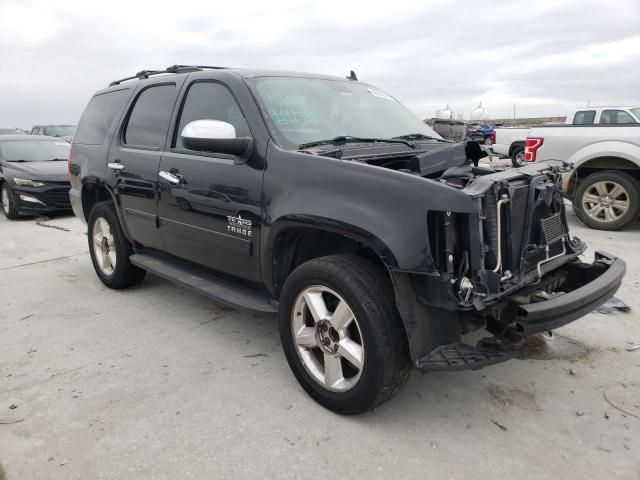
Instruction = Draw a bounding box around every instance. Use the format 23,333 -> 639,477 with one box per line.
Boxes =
0,209 -> 639,480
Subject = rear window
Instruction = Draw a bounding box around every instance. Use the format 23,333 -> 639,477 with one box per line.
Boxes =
75,89 -> 130,145
124,84 -> 176,149
572,110 -> 595,125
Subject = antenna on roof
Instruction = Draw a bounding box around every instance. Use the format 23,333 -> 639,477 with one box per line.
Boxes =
346,70 -> 358,81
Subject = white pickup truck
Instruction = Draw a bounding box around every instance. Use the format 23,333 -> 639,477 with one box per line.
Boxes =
492,106 -> 640,169
525,124 -> 640,230
492,127 -> 529,167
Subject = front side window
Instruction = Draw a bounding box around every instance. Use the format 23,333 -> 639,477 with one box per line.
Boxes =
1,140 -> 70,162
124,84 -> 176,148
573,110 -> 595,125
246,77 -> 440,149
174,82 -> 250,149
600,110 -> 635,124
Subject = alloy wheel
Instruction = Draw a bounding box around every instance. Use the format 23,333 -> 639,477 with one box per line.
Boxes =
581,181 -> 629,223
92,216 -> 117,275
515,150 -> 524,166
1,187 -> 9,215
291,286 -> 365,392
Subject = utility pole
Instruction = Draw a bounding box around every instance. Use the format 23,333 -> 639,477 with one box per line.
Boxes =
513,104 -> 516,120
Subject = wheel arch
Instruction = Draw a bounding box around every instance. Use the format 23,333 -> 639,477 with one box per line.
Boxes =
267,218 -> 398,298
81,181 -> 134,243
565,156 -> 640,195
508,141 -> 525,157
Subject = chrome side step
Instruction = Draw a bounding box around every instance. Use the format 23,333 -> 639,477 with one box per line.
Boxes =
130,253 -> 278,314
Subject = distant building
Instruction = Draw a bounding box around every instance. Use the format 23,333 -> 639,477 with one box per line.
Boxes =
486,116 -> 566,126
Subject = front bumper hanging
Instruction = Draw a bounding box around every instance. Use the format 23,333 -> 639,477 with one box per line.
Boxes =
512,251 -> 625,335
416,251 -> 625,372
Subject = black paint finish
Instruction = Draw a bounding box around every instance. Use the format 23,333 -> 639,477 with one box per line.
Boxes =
69,68 -> 625,363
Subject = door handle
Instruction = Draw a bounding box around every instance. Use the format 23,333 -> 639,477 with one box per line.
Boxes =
107,162 -> 124,170
159,170 -> 183,185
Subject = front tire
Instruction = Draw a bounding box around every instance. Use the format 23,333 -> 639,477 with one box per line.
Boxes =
279,254 -> 410,414
87,201 -> 146,289
574,171 -> 639,231
1,183 -> 18,219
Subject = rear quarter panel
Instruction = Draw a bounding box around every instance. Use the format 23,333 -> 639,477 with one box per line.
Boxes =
493,128 -> 528,156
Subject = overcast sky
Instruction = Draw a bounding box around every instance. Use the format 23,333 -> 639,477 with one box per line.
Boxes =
0,0 -> 638,127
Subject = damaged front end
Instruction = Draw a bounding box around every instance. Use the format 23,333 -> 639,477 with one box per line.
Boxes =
392,157 -> 626,371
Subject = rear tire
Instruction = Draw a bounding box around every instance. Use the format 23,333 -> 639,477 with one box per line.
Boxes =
87,201 -> 146,288
510,147 -> 525,168
1,183 -> 18,219
279,254 -> 411,414
574,171 -> 639,231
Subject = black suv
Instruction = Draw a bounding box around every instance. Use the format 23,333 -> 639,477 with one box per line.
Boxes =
69,65 -> 625,414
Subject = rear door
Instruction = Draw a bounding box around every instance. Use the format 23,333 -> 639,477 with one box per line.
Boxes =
108,80 -> 184,250
157,79 -> 263,283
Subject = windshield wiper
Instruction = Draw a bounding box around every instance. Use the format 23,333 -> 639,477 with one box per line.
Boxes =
298,135 -> 416,150
392,133 -> 450,142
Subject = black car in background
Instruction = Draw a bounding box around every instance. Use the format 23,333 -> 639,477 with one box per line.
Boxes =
30,125 -> 77,143
0,135 -> 71,219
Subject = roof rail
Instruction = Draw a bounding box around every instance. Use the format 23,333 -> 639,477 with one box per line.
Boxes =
109,64 -> 228,87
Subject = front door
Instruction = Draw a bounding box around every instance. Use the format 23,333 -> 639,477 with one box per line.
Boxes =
157,80 -> 263,283
109,81 -> 182,250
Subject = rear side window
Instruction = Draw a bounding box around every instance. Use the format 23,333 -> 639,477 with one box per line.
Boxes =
572,110 -> 595,125
600,110 -> 635,124
124,84 -> 176,148
75,89 -> 130,145
173,82 -> 250,149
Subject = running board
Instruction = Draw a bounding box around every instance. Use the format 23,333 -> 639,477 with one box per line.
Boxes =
130,253 -> 278,314
415,338 -> 514,371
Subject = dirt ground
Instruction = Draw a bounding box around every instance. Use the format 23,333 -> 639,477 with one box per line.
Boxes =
1,209 -> 639,480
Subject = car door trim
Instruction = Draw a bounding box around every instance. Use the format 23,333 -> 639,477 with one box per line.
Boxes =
159,216 -> 252,256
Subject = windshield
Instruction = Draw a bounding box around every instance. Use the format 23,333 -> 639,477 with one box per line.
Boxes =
1,140 -> 70,162
631,108 -> 640,121
247,77 -> 441,149
45,126 -> 76,137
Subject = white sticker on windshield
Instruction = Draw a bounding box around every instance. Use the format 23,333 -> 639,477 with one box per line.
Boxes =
367,88 -> 394,100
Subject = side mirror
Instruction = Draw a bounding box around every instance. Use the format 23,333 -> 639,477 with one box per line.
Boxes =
181,120 -> 252,156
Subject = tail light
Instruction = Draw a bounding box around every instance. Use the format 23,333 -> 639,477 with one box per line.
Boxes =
491,130 -> 496,144
524,137 -> 543,162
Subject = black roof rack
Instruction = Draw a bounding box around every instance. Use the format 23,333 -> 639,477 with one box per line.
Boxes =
109,65 -> 228,87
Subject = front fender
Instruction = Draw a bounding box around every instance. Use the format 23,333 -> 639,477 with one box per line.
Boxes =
568,140 -> 640,168
261,143 -> 478,278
